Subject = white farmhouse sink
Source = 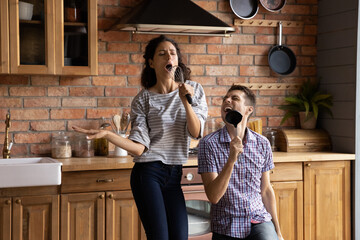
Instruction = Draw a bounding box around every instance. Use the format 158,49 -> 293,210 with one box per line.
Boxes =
0,157 -> 62,188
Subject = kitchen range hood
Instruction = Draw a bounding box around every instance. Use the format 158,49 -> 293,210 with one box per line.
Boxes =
109,0 -> 235,37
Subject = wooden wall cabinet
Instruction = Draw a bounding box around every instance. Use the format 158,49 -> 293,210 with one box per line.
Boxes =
4,0 -> 97,75
61,170 -> 143,240
0,194 -> 59,240
0,0 -> 9,74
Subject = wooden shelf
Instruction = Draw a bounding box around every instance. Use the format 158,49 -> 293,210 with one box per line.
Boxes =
234,19 -> 303,28
240,83 -> 300,90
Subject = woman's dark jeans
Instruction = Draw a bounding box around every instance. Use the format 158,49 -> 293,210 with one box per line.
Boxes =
130,161 -> 188,240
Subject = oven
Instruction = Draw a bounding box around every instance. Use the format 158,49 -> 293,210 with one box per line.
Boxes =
182,166 -> 212,240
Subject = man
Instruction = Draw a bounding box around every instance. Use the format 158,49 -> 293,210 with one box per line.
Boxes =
198,85 -> 284,240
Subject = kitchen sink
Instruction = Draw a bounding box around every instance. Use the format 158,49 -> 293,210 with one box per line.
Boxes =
0,157 -> 62,188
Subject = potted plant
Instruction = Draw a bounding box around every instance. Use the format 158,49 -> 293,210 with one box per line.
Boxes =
279,79 -> 333,129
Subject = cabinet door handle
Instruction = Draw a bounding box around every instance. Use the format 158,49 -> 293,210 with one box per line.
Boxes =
108,194 -> 114,199
5,200 -> 11,205
99,194 -> 105,199
96,178 -> 114,183
306,163 -> 311,167
15,199 -> 21,204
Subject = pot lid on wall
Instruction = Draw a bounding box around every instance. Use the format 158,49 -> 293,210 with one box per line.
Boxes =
108,0 -> 235,37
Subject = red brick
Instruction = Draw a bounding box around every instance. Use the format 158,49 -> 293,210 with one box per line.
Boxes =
256,97 -> 271,105
222,55 -> 253,65
30,121 -> 66,131
8,144 -> 28,157
60,77 -> 91,86
115,64 -> 142,75
10,87 -> 46,96
0,75 -> 28,85
217,77 -> 247,85
31,76 -> 59,85
189,55 -> 220,65
7,121 -> 29,132
104,6 -> 129,18
242,27 -> 274,35
86,109 -> 122,119
108,43 -> 140,52
207,106 -> 221,117
195,1 -> 217,11
98,98 -> 132,107
301,46 -> 317,55
259,90 -> 286,96
30,144 -> 51,155
105,87 -> 139,97
51,109 -> 86,120
287,36 -> 316,45
256,35 -> 276,45
218,1 -> 232,12
130,54 -> 144,64
69,87 -> 104,97
281,4 -> 310,15
98,18 -> 115,30
191,76 -> 216,86
254,55 -> 269,65
179,44 -> 206,54
11,109 -> 49,120
0,86 -> 8,96
268,116 -> 296,127
240,66 -> 270,76
128,76 -> 141,86
14,133 -> 51,144
211,97 -> 224,106
239,45 -> 269,55
24,98 -> 61,108
272,97 -> 288,105
99,31 -> 131,42
207,45 -> 238,54
296,56 -> 315,66
188,65 -> 205,76
223,35 -> 254,45
206,66 -> 238,76
203,86 -> 229,97
0,98 -> 22,107
62,98 -> 97,107
68,119 -> 103,130
98,64 -> 115,75
256,106 -> 284,116
99,53 -> 129,63
190,36 -> 222,44
92,76 -> 127,86
300,67 -> 317,76
48,87 -> 68,96
98,41 -> 107,52
249,77 -> 278,83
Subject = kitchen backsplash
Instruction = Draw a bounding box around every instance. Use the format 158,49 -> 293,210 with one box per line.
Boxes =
0,0 -> 317,157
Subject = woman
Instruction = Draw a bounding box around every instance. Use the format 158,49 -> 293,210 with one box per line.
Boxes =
73,35 -> 208,240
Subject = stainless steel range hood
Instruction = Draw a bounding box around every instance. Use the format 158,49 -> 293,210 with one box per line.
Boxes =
109,0 -> 235,37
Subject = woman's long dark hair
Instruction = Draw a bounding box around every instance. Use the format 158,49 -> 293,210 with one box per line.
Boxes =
141,35 -> 191,89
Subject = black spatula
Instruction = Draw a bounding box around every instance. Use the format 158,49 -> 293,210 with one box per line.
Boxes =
225,110 -> 243,136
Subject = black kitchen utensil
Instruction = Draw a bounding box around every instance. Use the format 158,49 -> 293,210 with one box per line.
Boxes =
225,110 -> 243,136
167,65 -> 193,104
230,0 -> 259,19
260,0 -> 286,12
268,21 -> 296,75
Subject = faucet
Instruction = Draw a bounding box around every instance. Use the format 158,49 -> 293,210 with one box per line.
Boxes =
3,113 -> 13,159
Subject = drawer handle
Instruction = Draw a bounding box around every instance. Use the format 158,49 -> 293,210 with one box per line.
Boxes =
15,199 -> 21,204
306,163 -> 311,167
96,178 -> 114,183
270,170 -> 274,174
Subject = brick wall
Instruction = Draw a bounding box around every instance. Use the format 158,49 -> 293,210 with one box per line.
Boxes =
0,0 -> 318,157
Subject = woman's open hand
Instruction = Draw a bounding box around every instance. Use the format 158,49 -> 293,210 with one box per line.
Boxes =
72,126 -> 109,140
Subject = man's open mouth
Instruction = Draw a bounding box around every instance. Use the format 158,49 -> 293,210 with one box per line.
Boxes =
224,106 -> 232,112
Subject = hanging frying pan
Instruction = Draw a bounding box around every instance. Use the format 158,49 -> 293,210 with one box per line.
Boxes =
268,22 -> 296,75
230,0 -> 259,20
260,0 -> 286,12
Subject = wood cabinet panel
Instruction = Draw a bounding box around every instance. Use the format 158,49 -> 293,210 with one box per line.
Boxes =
304,161 -> 351,240
272,181 -> 303,240
0,197 -> 11,240
0,0 -> 9,73
61,169 -> 131,193
12,194 -> 59,240
271,162 -> 303,182
61,192 -> 105,240
106,191 -> 142,240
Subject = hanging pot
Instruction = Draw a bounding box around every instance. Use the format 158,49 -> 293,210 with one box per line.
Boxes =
268,21 -> 296,75
260,0 -> 286,12
230,0 -> 259,20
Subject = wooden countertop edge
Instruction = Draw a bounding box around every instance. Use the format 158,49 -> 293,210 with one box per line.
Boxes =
59,152 -> 355,172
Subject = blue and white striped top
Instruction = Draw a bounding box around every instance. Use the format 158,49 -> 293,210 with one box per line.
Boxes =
129,80 -> 208,165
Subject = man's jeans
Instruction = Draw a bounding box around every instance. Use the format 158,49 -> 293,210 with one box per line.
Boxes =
212,221 -> 279,240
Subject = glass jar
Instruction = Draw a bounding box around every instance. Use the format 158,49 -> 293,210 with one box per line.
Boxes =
264,128 -> 277,152
94,138 -> 109,156
73,134 -> 94,157
51,132 -> 72,158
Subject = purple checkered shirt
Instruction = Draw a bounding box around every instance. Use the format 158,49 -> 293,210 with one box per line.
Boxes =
198,127 -> 274,238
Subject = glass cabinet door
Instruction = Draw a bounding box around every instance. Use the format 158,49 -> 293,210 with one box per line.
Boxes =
0,0 -> 9,74
9,0 -> 55,74
55,0 -> 97,75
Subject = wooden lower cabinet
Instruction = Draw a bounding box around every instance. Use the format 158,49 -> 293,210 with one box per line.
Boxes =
61,190 -> 142,240
272,181 -> 303,240
0,194 -> 59,240
304,161 -> 351,240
